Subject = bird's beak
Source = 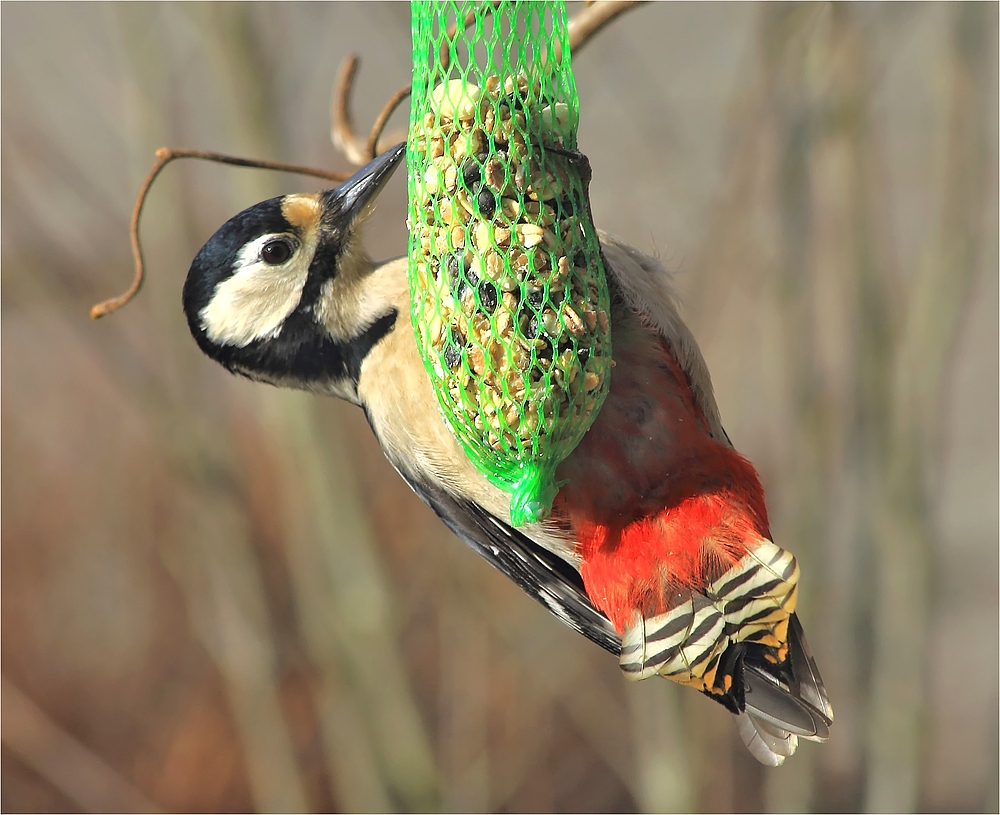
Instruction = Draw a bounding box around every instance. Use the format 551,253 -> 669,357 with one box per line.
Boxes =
324,142 -> 406,225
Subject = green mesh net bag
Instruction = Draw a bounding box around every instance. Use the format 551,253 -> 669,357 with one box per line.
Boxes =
406,0 -> 612,527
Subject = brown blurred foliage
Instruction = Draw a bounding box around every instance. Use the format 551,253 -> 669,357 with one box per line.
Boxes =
2,3 -> 997,813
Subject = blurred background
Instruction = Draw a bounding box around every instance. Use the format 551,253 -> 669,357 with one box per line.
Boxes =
2,3 -> 997,812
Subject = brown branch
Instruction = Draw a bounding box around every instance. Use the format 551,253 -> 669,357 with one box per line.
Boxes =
334,3 -> 500,167
439,5 -> 487,70
365,86 -> 413,163
2,677 -> 161,813
569,1 -> 646,52
90,148 -> 348,320
331,55 -> 370,166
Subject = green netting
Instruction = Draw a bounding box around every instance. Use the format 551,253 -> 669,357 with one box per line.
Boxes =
406,0 -> 612,527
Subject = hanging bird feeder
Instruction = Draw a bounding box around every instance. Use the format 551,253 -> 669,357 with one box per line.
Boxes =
406,0 -> 612,526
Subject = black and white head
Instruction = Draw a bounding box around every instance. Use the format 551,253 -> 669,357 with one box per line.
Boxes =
182,143 -> 405,401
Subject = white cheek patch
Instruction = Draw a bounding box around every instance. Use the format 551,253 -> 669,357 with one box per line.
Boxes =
200,233 -> 315,347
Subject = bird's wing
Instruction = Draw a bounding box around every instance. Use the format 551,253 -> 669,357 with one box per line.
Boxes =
599,232 -> 730,446
392,462 -> 622,655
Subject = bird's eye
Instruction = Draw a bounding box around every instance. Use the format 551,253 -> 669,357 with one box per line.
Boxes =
261,238 -> 294,265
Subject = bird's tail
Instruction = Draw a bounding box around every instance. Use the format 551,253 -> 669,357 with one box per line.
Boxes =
735,612 -> 833,765
618,539 -> 833,765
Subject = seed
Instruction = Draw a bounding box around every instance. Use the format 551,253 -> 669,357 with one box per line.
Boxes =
445,344 -> 463,370
478,188 -> 497,218
423,164 -> 442,195
456,190 -> 476,217
513,163 -> 527,192
484,251 -> 503,281
429,314 -> 444,346
478,281 -> 498,312
462,158 -> 481,189
468,346 -> 486,375
584,371 -> 601,391
431,79 -> 482,121
452,130 -> 482,159
496,309 -> 511,334
444,163 -> 458,193
519,223 -> 545,248
484,160 -> 505,191
501,198 -> 521,220
498,274 -> 519,292
460,287 -> 476,316
563,305 -> 585,337
540,102 -> 570,132
473,222 -> 492,252
541,310 -> 560,336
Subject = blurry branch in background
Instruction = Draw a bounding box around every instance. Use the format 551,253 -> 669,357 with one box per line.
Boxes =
164,494 -> 314,813
1,678 -> 161,814
253,393 -> 440,811
687,3 -> 994,811
332,0 -> 647,165
166,5 -> 441,810
866,3 -> 994,810
332,55 -> 411,166
105,8 -> 326,811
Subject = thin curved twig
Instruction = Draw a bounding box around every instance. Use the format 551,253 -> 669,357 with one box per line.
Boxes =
331,55 -> 370,166
569,1 -> 646,51
365,86 -> 413,162
90,148 -> 348,320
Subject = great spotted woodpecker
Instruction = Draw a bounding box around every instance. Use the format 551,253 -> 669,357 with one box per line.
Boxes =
182,144 -> 833,765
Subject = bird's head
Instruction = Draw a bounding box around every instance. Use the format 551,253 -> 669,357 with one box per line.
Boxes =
182,143 -> 406,401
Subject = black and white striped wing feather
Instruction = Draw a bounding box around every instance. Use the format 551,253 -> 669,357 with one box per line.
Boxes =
392,465 -> 621,655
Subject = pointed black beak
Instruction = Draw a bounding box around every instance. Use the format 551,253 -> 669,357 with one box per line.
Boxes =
324,142 -> 406,225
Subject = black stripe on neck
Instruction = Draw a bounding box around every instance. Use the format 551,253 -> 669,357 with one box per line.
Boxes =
217,308 -> 398,390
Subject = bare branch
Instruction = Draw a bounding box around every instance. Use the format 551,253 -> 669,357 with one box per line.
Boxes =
331,55 -> 371,166
2,677 -> 160,813
569,1 -> 646,53
334,3 -> 498,167
365,86 -> 412,162
91,148 -> 347,320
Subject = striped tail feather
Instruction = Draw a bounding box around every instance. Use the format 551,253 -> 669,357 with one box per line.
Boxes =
618,539 -> 833,765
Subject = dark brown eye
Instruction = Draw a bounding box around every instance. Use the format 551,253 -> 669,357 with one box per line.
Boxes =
261,238 -> 293,265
